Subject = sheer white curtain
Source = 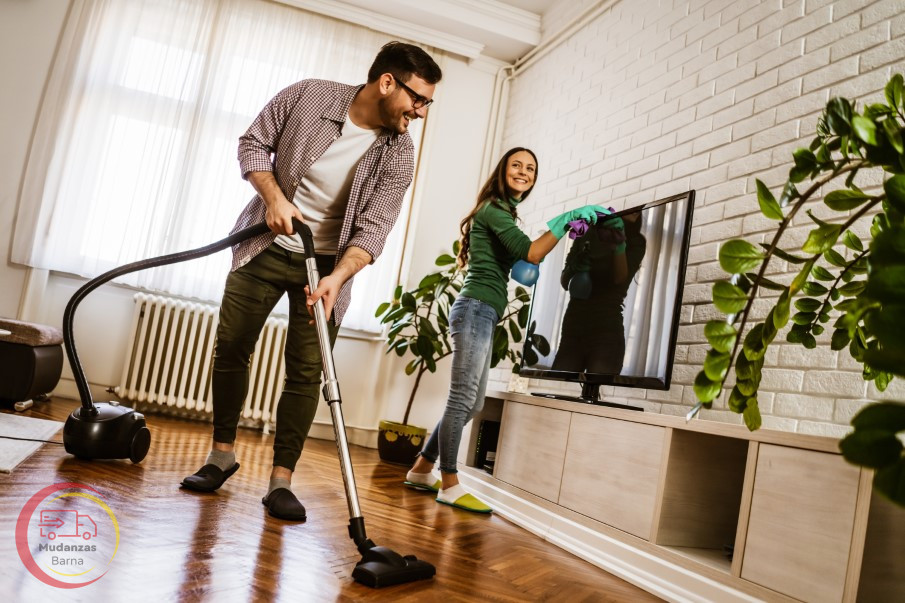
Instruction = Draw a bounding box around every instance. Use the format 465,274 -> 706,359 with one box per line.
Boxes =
12,0 -> 425,332
621,200 -> 686,377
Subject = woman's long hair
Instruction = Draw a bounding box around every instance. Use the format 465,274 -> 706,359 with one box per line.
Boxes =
457,147 -> 539,268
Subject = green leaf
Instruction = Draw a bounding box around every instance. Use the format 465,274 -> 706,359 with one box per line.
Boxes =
704,321 -> 737,353
693,371 -> 722,403
747,273 -> 785,291
802,332 -> 818,349
852,115 -> 879,145
518,304 -> 530,328
826,97 -> 853,136
712,281 -> 748,314
508,319 -> 522,343
743,400 -> 762,431
831,328 -> 851,350
435,253 -> 456,266
795,298 -> 822,312
404,359 -> 418,375
823,248 -> 847,267
743,323 -> 767,360
807,209 -> 829,228
762,310 -> 778,346
728,386 -> 749,412
418,272 -> 443,290
416,335 -> 434,359
793,311 -> 817,325
882,117 -> 904,154
736,376 -> 760,397
756,179 -> 783,220
824,189 -> 873,211
401,292 -> 417,311
802,281 -> 829,296
735,352 -> 762,381
842,230 -> 864,252
375,302 -> 390,317
840,429 -> 904,469
885,73 -> 904,112
779,181 -> 800,207
811,265 -> 835,281
761,243 -> 809,264
839,281 -> 866,297
703,350 -> 731,381
802,223 -> 842,254
883,174 -> 905,213
774,288 -> 791,329
719,239 -> 765,274
791,259 -> 815,293
875,371 -> 892,392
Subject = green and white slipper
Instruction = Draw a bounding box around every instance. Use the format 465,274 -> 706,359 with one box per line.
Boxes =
404,470 -> 441,493
436,484 -> 492,514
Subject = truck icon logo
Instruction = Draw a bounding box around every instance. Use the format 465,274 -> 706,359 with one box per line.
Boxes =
37,510 -> 98,540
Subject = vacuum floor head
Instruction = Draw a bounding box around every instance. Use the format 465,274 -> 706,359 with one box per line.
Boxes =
351,545 -> 436,587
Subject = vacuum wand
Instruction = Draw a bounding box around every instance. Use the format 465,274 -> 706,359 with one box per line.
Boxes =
292,218 -> 435,588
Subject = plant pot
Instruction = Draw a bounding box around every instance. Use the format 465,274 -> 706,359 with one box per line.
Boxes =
377,420 -> 426,466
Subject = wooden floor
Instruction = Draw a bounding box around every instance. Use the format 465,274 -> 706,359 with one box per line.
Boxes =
0,398 -> 660,602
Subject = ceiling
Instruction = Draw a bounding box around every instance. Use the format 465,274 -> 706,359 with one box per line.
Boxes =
338,0 -> 565,62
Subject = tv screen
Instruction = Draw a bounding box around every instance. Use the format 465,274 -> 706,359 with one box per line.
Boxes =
518,190 -> 695,408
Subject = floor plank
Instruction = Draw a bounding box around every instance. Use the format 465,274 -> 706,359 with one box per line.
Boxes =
0,399 -> 660,602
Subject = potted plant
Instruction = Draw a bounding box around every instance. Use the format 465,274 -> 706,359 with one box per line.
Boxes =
373,241 -> 550,465
692,73 -> 905,506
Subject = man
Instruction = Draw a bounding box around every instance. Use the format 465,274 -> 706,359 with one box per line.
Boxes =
181,42 -> 442,521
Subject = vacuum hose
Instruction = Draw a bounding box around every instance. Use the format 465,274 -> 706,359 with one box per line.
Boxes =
61,221 -> 269,462
63,222 -> 270,412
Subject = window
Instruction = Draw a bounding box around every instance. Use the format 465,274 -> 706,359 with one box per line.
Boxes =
13,0 -> 427,332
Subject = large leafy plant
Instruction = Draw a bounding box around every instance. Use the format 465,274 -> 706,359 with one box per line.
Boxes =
375,241 -> 550,425
692,74 -> 905,506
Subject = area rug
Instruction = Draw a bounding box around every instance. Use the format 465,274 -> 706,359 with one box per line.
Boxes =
0,412 -> 64,473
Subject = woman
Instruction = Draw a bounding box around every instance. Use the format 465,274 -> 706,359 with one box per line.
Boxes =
404,147 -> 607,513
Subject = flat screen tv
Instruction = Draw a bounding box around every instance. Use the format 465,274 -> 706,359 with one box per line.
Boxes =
518,190 -> 696,410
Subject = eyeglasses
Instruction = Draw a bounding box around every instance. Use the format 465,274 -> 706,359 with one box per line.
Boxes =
391,75 -> 433,109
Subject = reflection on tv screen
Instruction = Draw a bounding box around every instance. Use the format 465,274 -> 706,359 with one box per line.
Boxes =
520,191 -> 694,390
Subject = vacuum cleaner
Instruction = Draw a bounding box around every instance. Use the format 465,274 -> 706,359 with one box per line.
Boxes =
62,217 -> 436,587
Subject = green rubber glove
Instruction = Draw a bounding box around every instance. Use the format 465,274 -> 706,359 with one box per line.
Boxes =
546,204 -> 608,239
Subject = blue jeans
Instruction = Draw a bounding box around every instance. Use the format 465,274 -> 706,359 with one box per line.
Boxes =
419,296 -> 499,474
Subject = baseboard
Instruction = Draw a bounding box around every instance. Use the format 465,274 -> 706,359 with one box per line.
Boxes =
458,469 -> 763,603
308,421 -> 378,449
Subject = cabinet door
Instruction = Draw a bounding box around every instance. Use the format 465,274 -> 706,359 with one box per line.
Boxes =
494,402 -> 571,502
558,415 -> 665,540
741,444 -> 861,603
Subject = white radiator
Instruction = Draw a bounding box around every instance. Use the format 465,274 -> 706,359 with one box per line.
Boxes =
115,293 -> 287,429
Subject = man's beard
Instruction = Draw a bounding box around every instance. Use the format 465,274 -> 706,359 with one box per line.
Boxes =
377,96 -> 410,134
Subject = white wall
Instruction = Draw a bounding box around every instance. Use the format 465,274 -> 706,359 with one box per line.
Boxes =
0,0 -> 498,445
495,0 -> 905,437
0,0 -> 69,317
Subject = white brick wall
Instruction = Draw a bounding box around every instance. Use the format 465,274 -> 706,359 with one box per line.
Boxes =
490,0 -> 905,432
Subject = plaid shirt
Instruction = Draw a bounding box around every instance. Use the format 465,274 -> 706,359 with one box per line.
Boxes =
231,79 -> 415,326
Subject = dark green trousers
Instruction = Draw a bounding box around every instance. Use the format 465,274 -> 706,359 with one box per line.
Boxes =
212,243 -> 338,470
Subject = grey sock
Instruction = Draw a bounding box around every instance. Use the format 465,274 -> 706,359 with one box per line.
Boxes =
205,449 -> 236,472
268,477 -> 292,496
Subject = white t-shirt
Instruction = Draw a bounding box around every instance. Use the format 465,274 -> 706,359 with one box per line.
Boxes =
275,115 -> 380,254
